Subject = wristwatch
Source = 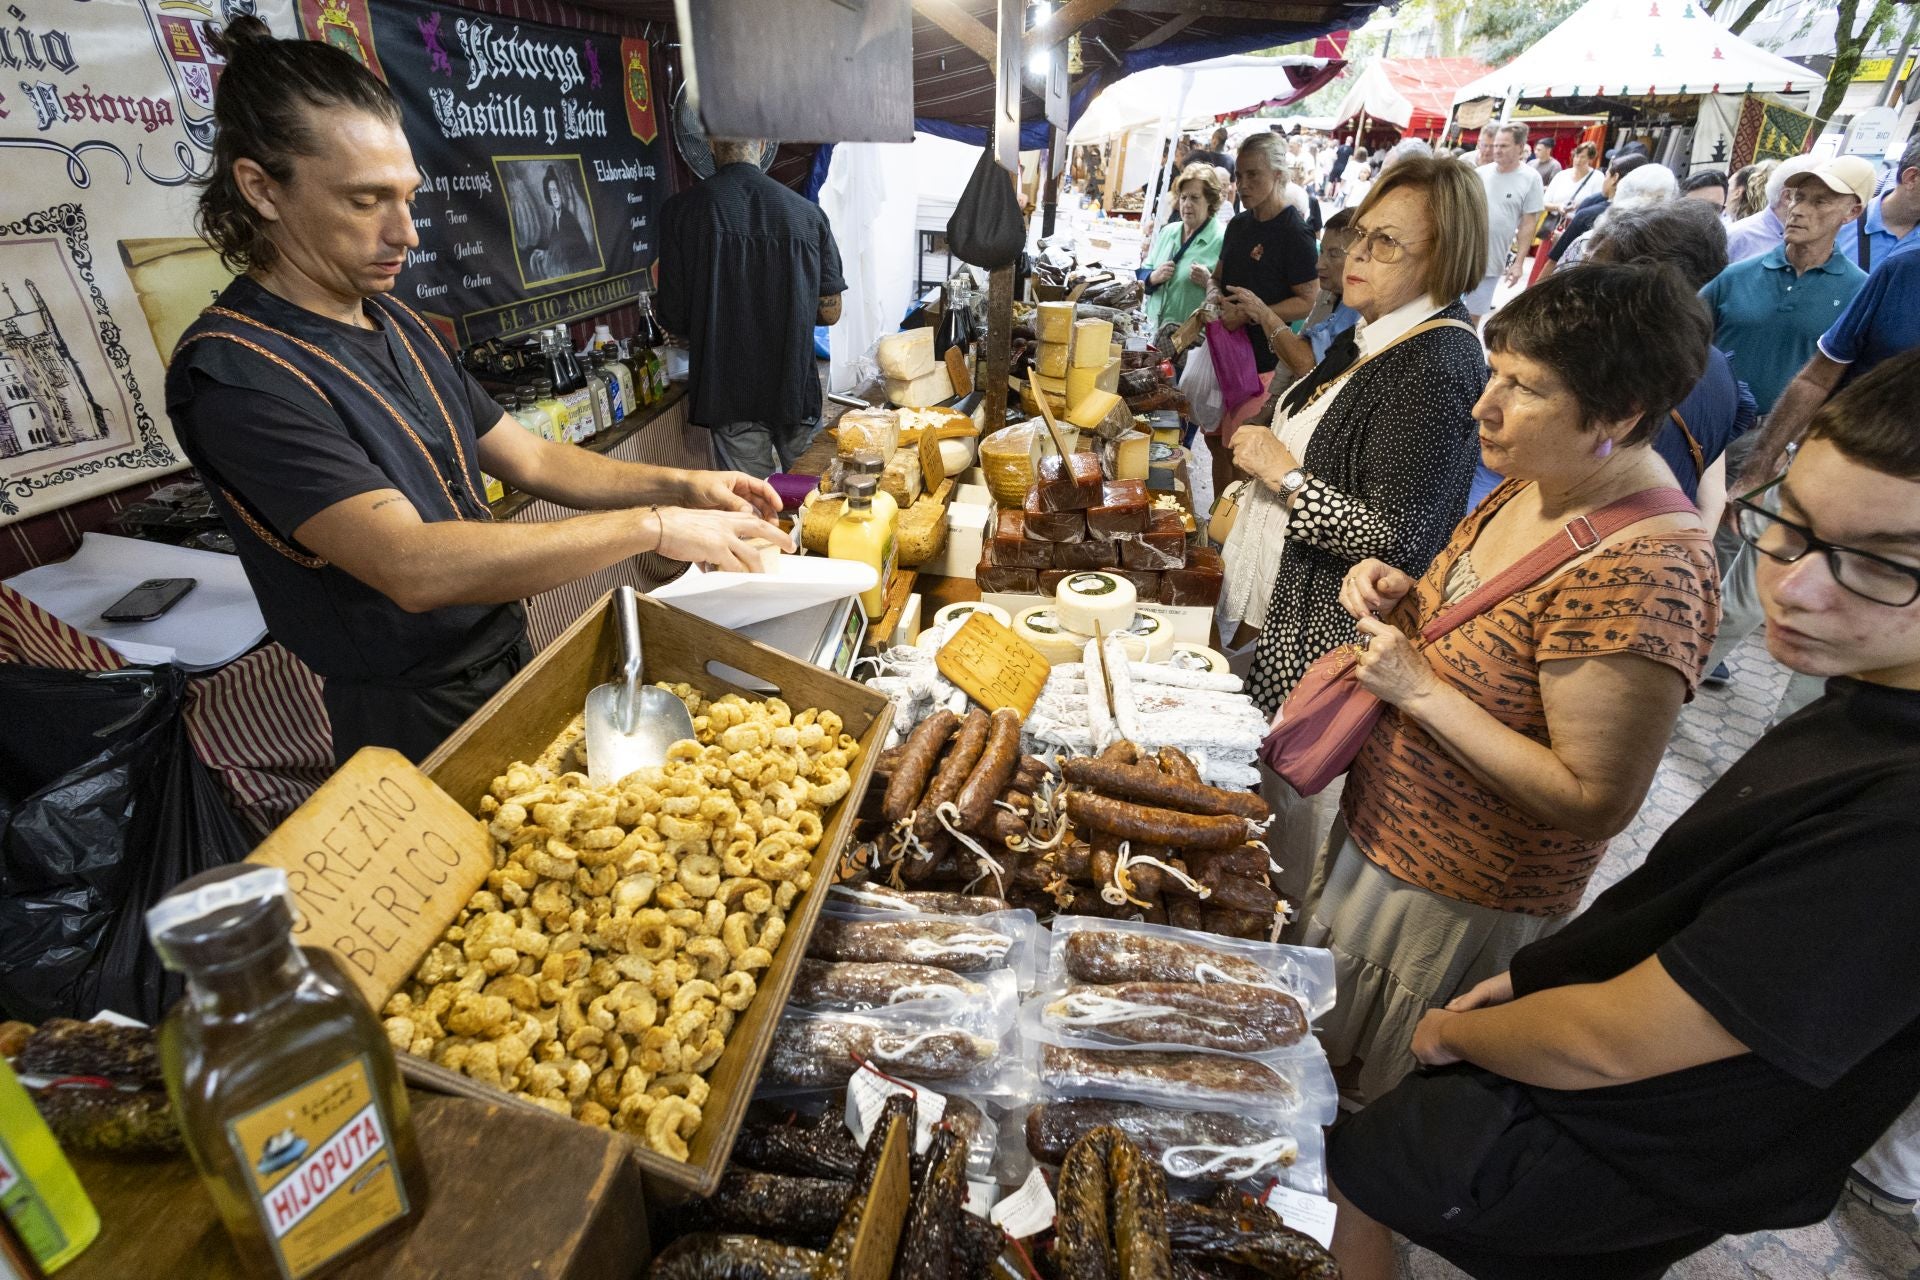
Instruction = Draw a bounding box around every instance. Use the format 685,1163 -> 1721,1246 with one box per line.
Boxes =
1279,468 -> 1311,503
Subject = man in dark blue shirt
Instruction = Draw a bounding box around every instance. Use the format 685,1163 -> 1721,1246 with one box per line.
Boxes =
659,139 -> 847,478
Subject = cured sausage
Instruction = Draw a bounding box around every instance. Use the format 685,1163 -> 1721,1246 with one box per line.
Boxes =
1181,846 -> 1270,882
730,1111 -> 862,1180
14,1018 -> 160,1088
1061,759 -> 1267,821
955,708 -> 1024,832
1066,793 -> 1251,850
809,918 -> 1012,971
1098,739 -> 1139,765
1202,907 -> 1271,939
1155,746 -> 1203,785
1055,1127 -> 1119,1280
820,1095 -> 911,1276
986,807 -> 1031,848
1201,871 -> 1279,915
892,1126 -> 967,1280
646,1234 -> 821,1280
30,1087 -> 180,1155
1167,900 -> 1205,932
764,1017 -> 998,1089
1025,1101 -> 1297,1183
883,710 -> 959,823
1039,1045 -> 1301,1109
1043,982 -> 1309,1052
1063,930 -> 1272,986
911,709 -> 992,849
1109,1133 -> 1174,1280
791,959 -> 985,1016
682,1169 -> 852,1239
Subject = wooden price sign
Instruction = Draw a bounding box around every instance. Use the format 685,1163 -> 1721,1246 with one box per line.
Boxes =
246,747 -> 494,1010
935,611 -> 1050,717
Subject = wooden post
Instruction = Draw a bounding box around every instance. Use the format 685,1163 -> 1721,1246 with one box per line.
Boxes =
981,0 -> 1024,431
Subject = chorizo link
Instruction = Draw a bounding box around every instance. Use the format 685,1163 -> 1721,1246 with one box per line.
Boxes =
955,708 -> 1024,832
1067,792 -> 1250,850
1202,871 -> 1279,915
1044,982 -> 1309,1052
883,710 -> 959,823
1039,1045 -> 1302,1109
1063,931 -> 1272,986
809,918 -> 1012,970
911,709 -> 991,847
1062,759 -> 1267,821
1099,739 -> 1139,764
1155,746 -> 1203,784
1181,846 -> 1270,882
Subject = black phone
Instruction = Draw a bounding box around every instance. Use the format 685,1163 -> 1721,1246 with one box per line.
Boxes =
100,577 -> 197,623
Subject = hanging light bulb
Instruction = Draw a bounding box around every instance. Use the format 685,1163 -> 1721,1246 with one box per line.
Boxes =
1027,1 -> 1052,76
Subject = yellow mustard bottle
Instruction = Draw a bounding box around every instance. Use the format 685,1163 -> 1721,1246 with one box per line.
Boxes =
0,1058 -> 99,1273
147,865 -> 426,1280
830,474 -> 896,621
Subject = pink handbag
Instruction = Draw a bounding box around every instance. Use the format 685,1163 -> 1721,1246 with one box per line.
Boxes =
1205,319 -> 1265,427
1258,486 -> 1698,794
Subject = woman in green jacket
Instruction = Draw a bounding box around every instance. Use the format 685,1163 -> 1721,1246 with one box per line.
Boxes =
1144,163 -> 1226,331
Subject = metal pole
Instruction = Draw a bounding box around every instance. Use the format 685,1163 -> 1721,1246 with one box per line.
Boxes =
983,0 -> 1024,431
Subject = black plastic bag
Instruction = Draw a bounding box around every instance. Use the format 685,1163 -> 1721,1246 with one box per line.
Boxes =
947,148 -> 1026,270
0,664 -> 251,1023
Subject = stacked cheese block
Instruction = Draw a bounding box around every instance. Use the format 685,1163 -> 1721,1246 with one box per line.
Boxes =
973,448 -> 1224,610
876,326 -> 954,408
1028,303 -> 1125,429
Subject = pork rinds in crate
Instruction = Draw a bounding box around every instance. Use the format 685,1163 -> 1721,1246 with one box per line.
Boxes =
1062,929 -> 1272,986
807,917 -> 1011,972
382,688 -> 860,1162
763,1016 -> 998,1090
1043,981 -> 1309,1053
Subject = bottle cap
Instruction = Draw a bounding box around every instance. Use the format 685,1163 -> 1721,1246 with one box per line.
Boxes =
845,474 -> 878,501
534,377 -> 554,394
850,451 -> 885,476
147,864 -> 296,973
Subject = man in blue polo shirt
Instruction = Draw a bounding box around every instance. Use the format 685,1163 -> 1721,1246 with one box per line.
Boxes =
1835,135 -> 1919,272
1701,156 -> 1870,415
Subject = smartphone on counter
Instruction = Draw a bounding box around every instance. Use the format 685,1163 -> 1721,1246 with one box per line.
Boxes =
100,577 -> 197,623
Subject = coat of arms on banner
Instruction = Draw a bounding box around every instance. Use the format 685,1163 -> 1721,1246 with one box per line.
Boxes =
623,39 -> 658,144
296,0 -> 386,81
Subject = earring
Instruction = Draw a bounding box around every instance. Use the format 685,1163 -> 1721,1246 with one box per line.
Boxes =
1594,437 -> 1614,459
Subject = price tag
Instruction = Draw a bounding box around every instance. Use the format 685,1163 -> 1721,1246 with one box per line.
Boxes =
845,1061 -> 946,1155
963,1180 -> 999,1220
1263,1184 -> 1337,1250
989,1166 -> 1056,1239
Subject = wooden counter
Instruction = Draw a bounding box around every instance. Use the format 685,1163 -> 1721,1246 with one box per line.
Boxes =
60,1092 -> 649,1280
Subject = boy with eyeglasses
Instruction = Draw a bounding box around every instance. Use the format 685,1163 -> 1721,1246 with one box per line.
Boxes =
1325,348 -> 1920,1280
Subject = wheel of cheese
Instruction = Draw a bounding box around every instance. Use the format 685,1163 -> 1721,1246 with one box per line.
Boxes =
1013,605 -> 1090,665
1054,570 -> 1137,636
932,601 -> 1011,632
1111,611 -> 1175,663
1169,642 -> 1230,673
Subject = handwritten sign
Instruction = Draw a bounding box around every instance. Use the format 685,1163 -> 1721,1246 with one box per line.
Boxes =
935,611 -> 1049,717
247,747 -> 493,1010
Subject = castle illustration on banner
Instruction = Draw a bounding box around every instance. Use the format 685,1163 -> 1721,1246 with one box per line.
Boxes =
0,279 -> 114,461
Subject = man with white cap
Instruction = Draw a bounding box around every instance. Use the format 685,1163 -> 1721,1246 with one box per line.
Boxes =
1725,154 -> 1821,262
1835,135 -> 1920,272
1700,155 -> 1871,416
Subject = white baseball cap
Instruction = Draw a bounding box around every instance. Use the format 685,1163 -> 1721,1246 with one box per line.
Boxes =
1785,155 -> 1878,206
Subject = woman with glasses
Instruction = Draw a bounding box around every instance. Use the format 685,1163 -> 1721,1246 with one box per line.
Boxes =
1214,156 -> 1490,900
1298,264 -> 1721,1104
1326,348 -> 1920,1280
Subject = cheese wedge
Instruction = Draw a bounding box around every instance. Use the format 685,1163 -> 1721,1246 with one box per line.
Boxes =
1095,355 -> 1121,394
1036,341 -> 1070,379
1037,301 -> 1075,343
1066,389 -> 1123,430
886,363 -> 954,408
1066,361 -> 1100,409
1071,317 -> 1114,367
876,328 -> 936,380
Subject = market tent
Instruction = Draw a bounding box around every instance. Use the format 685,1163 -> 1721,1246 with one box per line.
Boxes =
1066,54 -> 1344,142
1334,57 -> 1491,133
1449,0 -> 1818,106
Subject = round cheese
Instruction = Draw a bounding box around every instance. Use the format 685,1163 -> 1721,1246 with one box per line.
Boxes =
932,601 -> 1011,633
1110,611 -> 1175,663
1054,571 -> 1137,636
1169,642 -> 1230,674
1013,605 -> 1090,665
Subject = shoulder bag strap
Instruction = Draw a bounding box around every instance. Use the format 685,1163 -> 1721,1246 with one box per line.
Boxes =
1417,487 -> 1698,644
1148,222 -> 1209,294
1858,214 -> 1871,273
1296,316 -> 1477,413
1668,407 -> 1705,480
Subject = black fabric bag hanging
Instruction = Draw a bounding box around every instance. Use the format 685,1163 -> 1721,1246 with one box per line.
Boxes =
0,663 -> 251,1022
947,148 -> 1026,270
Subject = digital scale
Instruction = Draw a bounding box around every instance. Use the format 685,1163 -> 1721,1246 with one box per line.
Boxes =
713,596 -> 866,692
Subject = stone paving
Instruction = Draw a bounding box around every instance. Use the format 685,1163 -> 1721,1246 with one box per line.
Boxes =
1398,630 -> 1920,1279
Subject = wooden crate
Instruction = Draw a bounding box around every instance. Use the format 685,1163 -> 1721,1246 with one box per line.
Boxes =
412,590 -> 892,1197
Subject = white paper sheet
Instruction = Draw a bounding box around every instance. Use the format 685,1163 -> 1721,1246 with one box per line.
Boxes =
6,533 -> 268,671
649,553 -> 875,630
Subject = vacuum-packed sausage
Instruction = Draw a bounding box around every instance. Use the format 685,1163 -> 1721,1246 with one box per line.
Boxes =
791,959 -> 985,1017
764,1017 -> 998,1089
1063,930 -> 1272,986
809,918 -> 1012,971
1039,1045 -> 1302,1109
1043,982 -> 1308,1052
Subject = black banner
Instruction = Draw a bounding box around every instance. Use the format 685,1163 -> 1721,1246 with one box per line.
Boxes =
298,0 -> 666,344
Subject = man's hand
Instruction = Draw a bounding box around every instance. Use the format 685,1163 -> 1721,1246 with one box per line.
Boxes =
1412,1009 -> 1465,1067
1340,559 -> 1414,619
654,508 -> 791,572
1447,972 -> 1515,1012
681,470 -> 782,520
1502,256 -> 1524,286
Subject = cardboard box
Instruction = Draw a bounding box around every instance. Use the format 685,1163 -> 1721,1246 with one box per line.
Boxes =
247,591 -> 891,1197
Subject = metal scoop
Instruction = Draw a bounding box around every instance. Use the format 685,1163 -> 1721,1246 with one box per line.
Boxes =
584,585 -> 695,784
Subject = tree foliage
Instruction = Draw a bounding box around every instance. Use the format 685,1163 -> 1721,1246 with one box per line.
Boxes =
1461,0 -> 1585,64
1813,0 -> 1899,130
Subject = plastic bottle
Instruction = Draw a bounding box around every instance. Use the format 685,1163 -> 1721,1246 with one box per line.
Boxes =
596,346 -> 634,422
532,377 -> 571,444
588,352 -> 623,428
582,354 -> 613,437
0,1058 -> 98,1273
829,474 -> 896,621
148,865 -> 426,1280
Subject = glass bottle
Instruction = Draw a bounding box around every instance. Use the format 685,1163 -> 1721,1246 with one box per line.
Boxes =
598,346 -> 635,420
587,352 -> 620,430
148,866 -> 426,1280
531,377 -> 571,444
936,274 -> 974,359
0,1058 -> 98,1273
847,451 -> 898,525
513,388 -> 559,444
829,474 -> 896,621
581,355 -> 612,439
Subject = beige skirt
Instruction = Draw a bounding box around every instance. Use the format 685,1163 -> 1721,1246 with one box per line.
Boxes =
1297,826 -> 1565,1105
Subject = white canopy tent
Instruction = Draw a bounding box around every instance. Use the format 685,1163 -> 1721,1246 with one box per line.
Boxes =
1449,0 -> 1818,109
1068,54 -> 1336,142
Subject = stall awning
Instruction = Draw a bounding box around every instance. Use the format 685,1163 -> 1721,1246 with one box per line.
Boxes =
1450,0 -> 1819,106
1332,57 -> 1490,133
1066,53 -> 1345,141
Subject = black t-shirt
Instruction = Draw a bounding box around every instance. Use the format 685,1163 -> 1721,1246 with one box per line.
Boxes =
166,276 -> 524,686
1507,678 -> 1920,1233
1549,193 -> 1609,261
658,162 -> 846,427
1216,205 -> 1318,374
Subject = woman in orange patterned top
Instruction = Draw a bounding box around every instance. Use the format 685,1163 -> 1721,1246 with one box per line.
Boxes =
1294,264 -> 1723,1103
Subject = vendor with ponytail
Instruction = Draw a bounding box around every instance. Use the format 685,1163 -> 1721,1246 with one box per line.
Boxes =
166,17 -> 784,764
